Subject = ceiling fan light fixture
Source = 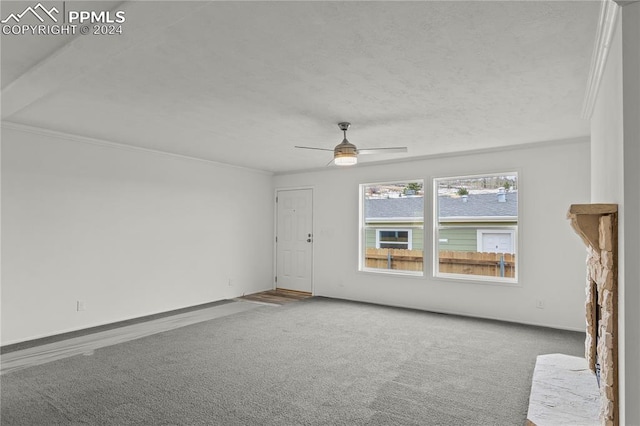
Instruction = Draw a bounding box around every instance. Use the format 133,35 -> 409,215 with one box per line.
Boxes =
294,121 -> 406,167
334,153 -> 358,166
333,137 -> 358,166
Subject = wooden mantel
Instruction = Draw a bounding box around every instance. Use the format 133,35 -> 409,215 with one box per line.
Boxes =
567,203 -> 618,426
567,204 -> 618,252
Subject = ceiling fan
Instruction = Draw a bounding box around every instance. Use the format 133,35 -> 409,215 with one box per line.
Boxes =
295,122 -> 408,166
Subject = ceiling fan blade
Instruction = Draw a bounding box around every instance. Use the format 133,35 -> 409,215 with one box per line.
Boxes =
358,147 -> 408,155
294,146 -> 334,152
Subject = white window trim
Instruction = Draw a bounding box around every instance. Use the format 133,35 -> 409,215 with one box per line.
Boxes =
476,228 -> 516,254
375,228 -> 413,250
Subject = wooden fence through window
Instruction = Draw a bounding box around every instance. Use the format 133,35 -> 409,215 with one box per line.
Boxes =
364,248 -> 515,278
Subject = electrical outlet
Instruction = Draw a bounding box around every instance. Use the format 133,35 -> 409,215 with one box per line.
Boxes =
77,300 -> 86,311
536,300 -> 545,309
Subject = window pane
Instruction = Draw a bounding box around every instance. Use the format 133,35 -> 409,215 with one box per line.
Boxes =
380,231 -> 409,242
361,181 -> 424,274
434,174 -> 518,281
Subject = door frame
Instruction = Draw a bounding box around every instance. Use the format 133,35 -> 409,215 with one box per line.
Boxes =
273,186 -> 314,294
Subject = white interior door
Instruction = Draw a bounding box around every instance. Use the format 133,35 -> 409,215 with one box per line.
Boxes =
276,189 -> 313,293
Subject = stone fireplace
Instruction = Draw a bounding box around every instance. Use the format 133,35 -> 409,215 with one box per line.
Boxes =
567,204 -> 618,426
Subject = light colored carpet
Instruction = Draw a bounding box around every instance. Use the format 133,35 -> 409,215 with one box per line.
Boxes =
0,297 -> 584,425
1,301 -> 263,375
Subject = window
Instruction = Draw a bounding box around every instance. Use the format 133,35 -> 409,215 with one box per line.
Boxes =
434,173 -> 518,282
377,229 -> 412,249
360,181 -> 424,275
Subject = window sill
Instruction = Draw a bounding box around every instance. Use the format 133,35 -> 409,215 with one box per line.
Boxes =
359,268 -> 424,278
434,272 -> 519,286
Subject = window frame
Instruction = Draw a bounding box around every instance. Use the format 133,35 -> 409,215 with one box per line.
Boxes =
359,180 -> 425,277
433,172 -> 519,284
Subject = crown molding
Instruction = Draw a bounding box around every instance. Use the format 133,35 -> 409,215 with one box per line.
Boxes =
582,0 -> 621,119
0,121 -> 273,176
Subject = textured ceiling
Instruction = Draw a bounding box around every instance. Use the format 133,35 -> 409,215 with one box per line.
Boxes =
1,1 -> 600,173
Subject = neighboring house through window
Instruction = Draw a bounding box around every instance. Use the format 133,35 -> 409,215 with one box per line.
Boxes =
434,173 -> 518,282
360,181 -> 424,275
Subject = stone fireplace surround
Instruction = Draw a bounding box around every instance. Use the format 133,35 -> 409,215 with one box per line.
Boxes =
567,204 -> 618,426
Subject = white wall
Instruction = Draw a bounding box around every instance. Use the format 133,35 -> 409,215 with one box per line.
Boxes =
590,3 -> 640,423
274,139 -> 590,330
621,4 -> 640,423
621,5 -> 640,423
1,125 -> 274,345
